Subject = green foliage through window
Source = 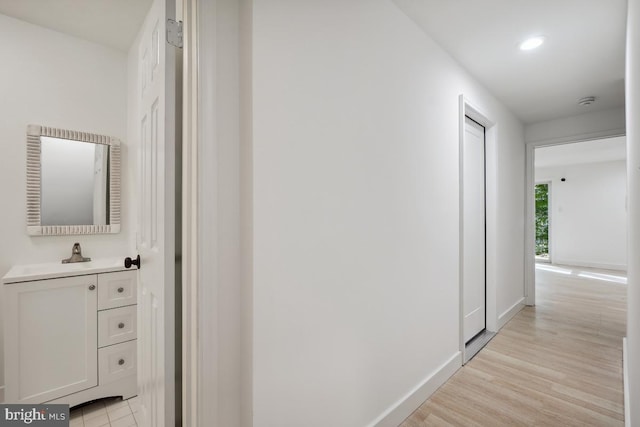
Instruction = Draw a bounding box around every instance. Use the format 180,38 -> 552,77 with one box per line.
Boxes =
535,184 -> 549,256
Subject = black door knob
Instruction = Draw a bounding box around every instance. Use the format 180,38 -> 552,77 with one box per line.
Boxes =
124,255 -> 141,269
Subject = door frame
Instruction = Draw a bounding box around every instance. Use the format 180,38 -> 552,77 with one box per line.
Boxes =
181,0 -> 200,424
182,0 -> 220,425
524,129 -> 626,306
458,95 -> 498,362
181,0 -> 249,425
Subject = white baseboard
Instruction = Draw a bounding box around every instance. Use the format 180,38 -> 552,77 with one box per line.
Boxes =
553,259 -> 627,272
369,351 -> 462,427
624,338 -> 630,427
497,297 -> 525,330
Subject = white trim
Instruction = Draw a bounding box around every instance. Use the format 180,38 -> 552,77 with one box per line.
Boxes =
370,352 -> 462,427
180,0 -> 221,425
26,124 -> 122,236
524,130 -> 627,305
195,0 -> 219,424
182,1 -> 249,425
526,128 -> 627,146
497,297 -> 525,330
624,337 -> 630,427
524,144 -> 536,305
459,95 -> 498,362
181,0 -> 201,425
239,0 -> 254,425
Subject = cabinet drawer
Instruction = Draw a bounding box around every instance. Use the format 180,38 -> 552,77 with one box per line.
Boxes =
98,305 -> 137,347
98,270 -> 137,310
99,340 -> 137,385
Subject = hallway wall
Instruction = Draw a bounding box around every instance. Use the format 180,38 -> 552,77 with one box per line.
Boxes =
536,160 -> 627,270
251,1 -> 525,425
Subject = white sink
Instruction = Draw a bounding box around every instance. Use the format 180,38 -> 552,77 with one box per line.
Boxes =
2,258 -> 129,284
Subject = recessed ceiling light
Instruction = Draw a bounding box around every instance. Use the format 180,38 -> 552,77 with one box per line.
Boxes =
519,36 -> 545,51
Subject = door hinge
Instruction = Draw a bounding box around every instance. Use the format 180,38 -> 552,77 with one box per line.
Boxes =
167,19 -> 183,48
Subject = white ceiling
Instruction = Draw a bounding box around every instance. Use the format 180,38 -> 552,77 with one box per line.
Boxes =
0,2 -> 627,123
535,136 -> 627,168
0,0 -> 152,51
393,0 -> 627,124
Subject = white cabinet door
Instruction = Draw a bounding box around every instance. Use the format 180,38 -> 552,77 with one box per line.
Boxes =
4,275 -> 98,403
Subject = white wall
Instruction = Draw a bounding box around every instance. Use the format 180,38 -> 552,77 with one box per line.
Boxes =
0,14 -> 133,393
625,0 -> 640,424
251,1 -> 525,425
525,107 -> 626,144
536,160 -> 627,270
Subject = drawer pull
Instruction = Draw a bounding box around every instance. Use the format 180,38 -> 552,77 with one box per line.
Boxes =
118,322 -> 125,329
89,285 -> 96,291
118,359 -> 125,366
117,287 -> 124,293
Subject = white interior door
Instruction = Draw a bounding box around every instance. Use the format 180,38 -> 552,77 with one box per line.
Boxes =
134,0 -> 176,425
463,116 -> 486,343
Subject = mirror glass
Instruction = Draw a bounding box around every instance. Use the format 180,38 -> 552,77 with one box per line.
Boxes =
26,125 -> 121,236
40,137 -> 110,226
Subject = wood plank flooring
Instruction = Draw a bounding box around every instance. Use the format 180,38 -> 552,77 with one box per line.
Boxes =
400,264 -> 627,426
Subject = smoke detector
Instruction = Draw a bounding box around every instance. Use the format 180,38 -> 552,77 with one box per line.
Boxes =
578,96 -> 596,106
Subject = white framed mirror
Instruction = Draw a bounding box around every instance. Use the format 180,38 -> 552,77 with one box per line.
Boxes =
26,124 -> 121,236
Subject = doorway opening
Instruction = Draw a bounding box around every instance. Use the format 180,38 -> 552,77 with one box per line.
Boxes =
459,96 -> 499,364
462,115 -> 495,362
526,135 -> 627,305
535,182 -> 550,263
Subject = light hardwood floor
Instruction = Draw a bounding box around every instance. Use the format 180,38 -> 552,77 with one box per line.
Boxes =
400,264 -> 627,426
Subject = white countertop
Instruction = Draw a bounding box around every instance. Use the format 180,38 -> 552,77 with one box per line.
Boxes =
2,258 -> 130,284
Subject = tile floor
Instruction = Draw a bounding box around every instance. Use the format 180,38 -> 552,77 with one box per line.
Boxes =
70,396 -> 140,427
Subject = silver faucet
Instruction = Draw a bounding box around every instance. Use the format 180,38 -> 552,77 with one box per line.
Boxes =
62,243 -> 92,264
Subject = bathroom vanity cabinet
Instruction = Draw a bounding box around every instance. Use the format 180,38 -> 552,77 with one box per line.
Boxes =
2,260 -> 137,407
